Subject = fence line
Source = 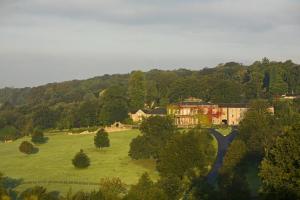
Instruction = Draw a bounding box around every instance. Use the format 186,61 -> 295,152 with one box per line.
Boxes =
22,180 -> 101,186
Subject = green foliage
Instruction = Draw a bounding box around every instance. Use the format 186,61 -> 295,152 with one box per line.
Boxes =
99,85 -> 129,125
72,149 -> 90,169
129,135 -> 152,159
128,71 -> 146,112
68,190 -> 105,200
219,140 -> 247,174
218,139 -> 251,200
157,128 -> 216,179
31,129 -> 47,144
19,141 -> 36,154
0,126 -> 20,141
129,116 -> 176,159
32,105 -> 57,130
19,186 -> 60,200
94,129 -> 110,149
259,131 -> 300,200
124,173 -> 168,200
99,177 -> 127,200
239,99 -> 275,157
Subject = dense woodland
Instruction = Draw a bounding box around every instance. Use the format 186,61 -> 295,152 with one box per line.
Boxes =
0,58 -> 299,140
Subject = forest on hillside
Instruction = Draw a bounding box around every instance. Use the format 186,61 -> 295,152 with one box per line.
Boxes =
0,58 -> 299,139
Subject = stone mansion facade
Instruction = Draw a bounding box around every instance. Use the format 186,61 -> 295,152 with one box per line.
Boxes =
130,98 -> 274,127
167,98 -> 273,127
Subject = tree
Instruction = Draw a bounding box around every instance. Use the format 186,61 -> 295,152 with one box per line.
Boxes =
99,85 -> 129,125
99,177 -> 127,200
239,99 -> 275,157
72,149 -> 90,169
218,140 -> 251,200
259,131 -> 300,200
32,105 -> 57,130
129,136 -> 152,159
128,71 -> 146,112
129,116 -> 176,159
94,129 -> 110,149
157,128 -> 216,179
31,129 -> 47,144
19,141 -> 36,154
124,173 -> 168,200
19,186 -> 60,200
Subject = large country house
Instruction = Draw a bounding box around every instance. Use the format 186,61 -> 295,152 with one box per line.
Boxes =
167,98 -> 274,127
129,107 -> 167,122
130,97 -> 274,127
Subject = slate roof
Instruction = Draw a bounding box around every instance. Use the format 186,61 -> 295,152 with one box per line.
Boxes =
218,103 -> 248,108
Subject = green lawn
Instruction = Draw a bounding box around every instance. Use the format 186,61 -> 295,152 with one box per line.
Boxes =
0,130 -> 158,194
215,127 -> 232,136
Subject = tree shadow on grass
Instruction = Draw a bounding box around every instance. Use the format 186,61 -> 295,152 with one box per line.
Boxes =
32,147 -> 39,154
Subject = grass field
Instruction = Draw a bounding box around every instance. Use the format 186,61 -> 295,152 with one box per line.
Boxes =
215,127 -> 232,136
0,129 -> 158,194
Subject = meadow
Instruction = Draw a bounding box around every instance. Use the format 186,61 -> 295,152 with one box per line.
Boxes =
0,129 -> 158,194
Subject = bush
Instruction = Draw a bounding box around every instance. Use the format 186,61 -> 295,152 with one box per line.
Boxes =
72,149 -> 90,169
31,129 -> 47,144
19,141 -> 37,154
94,129 -> 110,149
0,126 -> 20,141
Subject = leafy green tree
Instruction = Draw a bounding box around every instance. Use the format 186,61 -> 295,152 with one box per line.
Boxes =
99,177 -> 127,200
128,71 -> 146,112
99,85 -> 129,125
19,141 -> 36,154
94,129 -> 110,149
78,99 -> 99,127
129,116 -> 176,159
218,140 -> 251,200
32,105 -> 57,129
239,100 -> 275,157
31,129 -> 47,144
72,149 -> 90,169
157,176 -> 184,200
157,128 -> 216,179
129,136 -> 152,159
259,131 -> 300,200
0,126 -> 20,141
124,173 -> 168,200
219,140 -> 247,174
19,186 -> 60,200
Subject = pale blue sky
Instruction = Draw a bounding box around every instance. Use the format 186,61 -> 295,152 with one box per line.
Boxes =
1,0 -> 299,87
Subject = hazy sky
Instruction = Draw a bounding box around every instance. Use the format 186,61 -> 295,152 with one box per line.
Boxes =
1,0 -> 300,88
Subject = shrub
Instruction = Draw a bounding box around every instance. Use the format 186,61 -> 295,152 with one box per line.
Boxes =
0,126 -> 20,141
31,129 -> 47,144
94,129 -> 110,149
19,141 -> 36,154
72,149 -> 90,169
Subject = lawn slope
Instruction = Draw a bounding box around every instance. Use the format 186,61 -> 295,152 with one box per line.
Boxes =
0,130 -> 158,194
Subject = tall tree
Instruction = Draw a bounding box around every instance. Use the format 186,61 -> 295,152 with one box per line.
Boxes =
239,100 -> 275,157
99,85 -> 129,125
129,116 -> 176,159
259,131 -> 300,200
128,71 -> 146,112
94,129 -> 110,149
157,128 -> 216,179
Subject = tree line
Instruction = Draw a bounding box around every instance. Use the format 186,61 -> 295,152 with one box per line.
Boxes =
0,58 -> 299,141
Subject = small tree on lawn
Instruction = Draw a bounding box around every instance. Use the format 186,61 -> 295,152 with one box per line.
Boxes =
31,129 -> 46,144
19,141 -> 35,154
72,149 -> 90,169
94,129 -> 110,149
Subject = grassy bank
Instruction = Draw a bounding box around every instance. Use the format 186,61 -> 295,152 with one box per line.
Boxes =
0,130 -> 158,194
